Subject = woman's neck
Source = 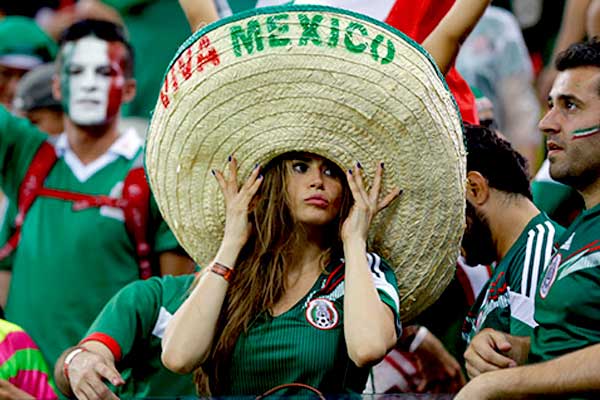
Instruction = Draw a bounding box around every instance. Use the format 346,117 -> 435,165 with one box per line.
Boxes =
287,224 -> 333,276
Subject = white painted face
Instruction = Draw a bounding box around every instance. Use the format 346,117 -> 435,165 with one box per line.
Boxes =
62,36 -> 125,126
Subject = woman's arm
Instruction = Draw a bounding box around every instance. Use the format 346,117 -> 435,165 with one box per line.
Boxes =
342,163 -> 400,367
422,0 -> 491,75
178,0 -> 220,32
161,158 -> 263,374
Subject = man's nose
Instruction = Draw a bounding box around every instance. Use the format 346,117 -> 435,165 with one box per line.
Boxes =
538,108 -> 559,136
80,70 -> 100,89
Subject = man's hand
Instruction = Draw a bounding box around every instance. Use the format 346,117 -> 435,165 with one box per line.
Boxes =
0,380 -> 35,400
412,330 -> 466,393
67,350 -> 124,400
464,328 -> 521,379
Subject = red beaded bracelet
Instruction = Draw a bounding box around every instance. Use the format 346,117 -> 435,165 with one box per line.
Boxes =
210,262 -> 234,282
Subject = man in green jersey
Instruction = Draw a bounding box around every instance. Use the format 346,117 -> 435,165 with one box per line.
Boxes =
0,19 -> 193,369
54,274 -> 197,400
456,38 -> 600,399
461,125 -> 564,373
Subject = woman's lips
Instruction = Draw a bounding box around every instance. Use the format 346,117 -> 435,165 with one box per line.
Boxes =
305,196 -> 329,208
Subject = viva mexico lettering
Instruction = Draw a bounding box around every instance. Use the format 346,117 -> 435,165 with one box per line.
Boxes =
159,13 -> 396,109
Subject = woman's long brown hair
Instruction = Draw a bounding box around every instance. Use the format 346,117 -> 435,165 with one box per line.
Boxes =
194,153 -> 353,394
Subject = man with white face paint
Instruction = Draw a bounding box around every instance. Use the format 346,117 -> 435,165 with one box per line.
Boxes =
62,36 -> 124,127
0,19 -> 194,373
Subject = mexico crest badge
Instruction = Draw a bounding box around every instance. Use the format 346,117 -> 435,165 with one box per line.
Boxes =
306,298 -> 339,330
540,253 -> 561,299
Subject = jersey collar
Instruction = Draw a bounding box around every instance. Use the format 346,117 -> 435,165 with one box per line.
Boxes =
55,128 -> 143,160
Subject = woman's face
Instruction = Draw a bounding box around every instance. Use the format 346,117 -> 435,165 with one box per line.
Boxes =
285,154 -> 344,227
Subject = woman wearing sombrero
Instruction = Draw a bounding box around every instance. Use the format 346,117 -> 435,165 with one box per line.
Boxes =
152,1 -> 489,395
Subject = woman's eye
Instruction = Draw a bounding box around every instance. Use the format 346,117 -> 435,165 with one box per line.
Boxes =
565,101 -> 577,111
292,162 -> 308,173
323,167 -> 333,177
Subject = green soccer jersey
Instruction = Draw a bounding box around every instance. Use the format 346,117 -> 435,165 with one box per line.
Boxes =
0,107 -> 180,367
463,213 -> 564,343
530,204 -> 600,363
82,274 -> 196,398
220,252 -> 401,395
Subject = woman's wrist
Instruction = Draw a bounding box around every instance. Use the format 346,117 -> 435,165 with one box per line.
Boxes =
342,235 -> 367,248
342,236 -> 367,252
215,242 -> 243,269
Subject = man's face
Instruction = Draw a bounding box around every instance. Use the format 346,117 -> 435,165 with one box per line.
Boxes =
539,67 -> 600,190
60,36 -> 127,126
0,64 -> 28,108
461,201 -> 497,266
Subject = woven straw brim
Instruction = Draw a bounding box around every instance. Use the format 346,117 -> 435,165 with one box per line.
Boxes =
146,5 -> 466,322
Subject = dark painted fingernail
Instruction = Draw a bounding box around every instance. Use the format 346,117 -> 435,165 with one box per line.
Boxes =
380,162 -> 385,169
399,189 -> 404,195
258,174 -> 263,179
227,155 -> 232,162
210,169 -> 215,176
254,163 -> 260,170
348,169 -> 353,175
356,161 -> 362,169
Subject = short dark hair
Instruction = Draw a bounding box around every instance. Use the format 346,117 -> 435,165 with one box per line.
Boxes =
555,37 -> 600,97
57,19 -> 134,78
464,124 -> 532,200
555,37 -> 600,71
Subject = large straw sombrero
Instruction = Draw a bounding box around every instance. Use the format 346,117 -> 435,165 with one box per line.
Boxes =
146,5 -> 466,322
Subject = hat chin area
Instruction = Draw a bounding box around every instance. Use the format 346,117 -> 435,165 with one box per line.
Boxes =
146,5 -> 466,321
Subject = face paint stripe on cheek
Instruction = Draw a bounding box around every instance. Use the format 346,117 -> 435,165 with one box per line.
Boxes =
571,124 -> 600,140
106,41 -> 127,119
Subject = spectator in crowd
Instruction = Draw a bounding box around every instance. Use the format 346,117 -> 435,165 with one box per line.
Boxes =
54,274 -> 197,400
0,63 -> 65,308
457,37 -> 600,399
456,5 -> 542,171
0,319 -> 57,400
461,125 -> 564,374
13,63 -> 64,135
0,16 -> 56,108
0,19 -> 193,371
531,0 -> 598,225
367,125 -> 562,394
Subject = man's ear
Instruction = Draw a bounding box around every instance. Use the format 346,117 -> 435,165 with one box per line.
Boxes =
466,171 -> 490,206
52,74 -> 62,102
121,78 -> 136,104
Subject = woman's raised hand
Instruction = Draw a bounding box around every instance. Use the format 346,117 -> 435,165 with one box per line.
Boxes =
212,156 -> 263,258
341,162 -> 401,244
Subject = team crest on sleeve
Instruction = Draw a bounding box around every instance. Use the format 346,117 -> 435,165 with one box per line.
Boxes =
540,253 -> 561,299
305,298 -> 339,330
